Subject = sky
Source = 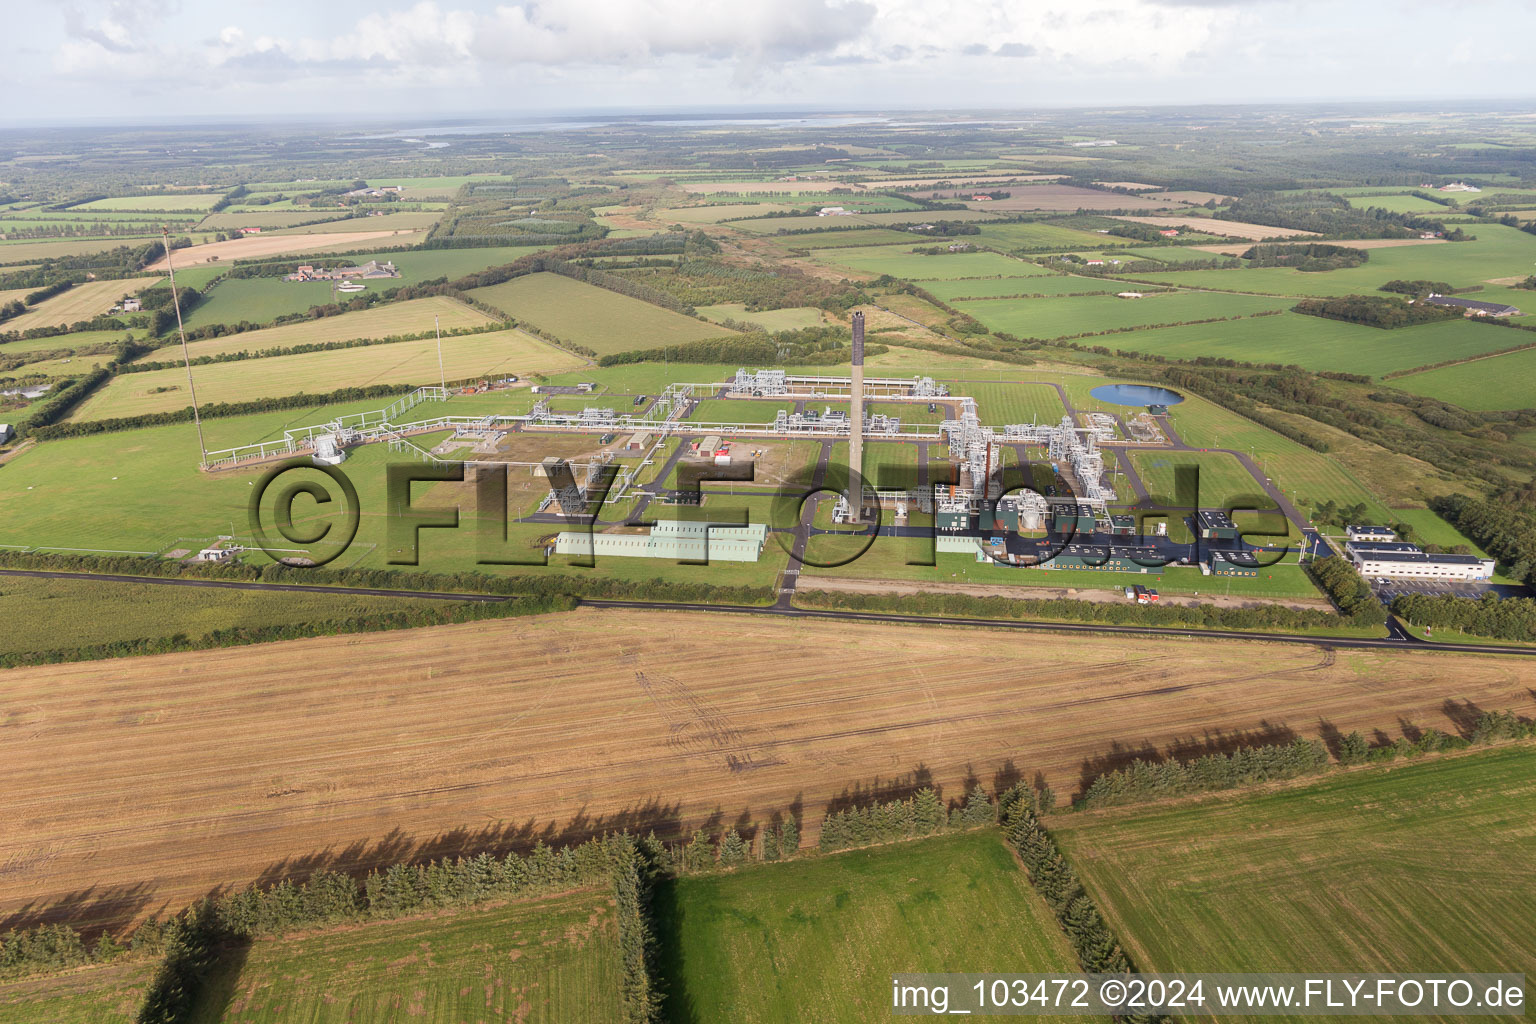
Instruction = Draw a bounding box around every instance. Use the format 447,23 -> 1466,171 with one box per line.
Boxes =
6,0 -> 1535,123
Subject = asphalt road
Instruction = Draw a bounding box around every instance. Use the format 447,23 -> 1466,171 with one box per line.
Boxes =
3,567 -> 1532,657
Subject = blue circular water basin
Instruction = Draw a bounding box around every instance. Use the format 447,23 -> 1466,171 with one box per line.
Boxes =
1089,383 -> 1185,408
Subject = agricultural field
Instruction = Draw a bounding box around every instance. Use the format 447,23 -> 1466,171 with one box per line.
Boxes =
195,210 -> 355,231
1139,225 -> 1536,295
1343,193 -> 1458,214
0,237 -> 170,263
657,830 -> 1088,1024
72,193 -> 227,212
1100,313 -> 1524,378
918,274 -> 1129,301
467,272 -> 727,354
182,277 -> 401,329
7,606 -> 1530,931
270,211 -> 442,235
694,303 -> 826,330
813,247 -> 1048,279
775,228 -> 925,249
187,891 -> 623,1023
936,184 -> 1162,212
1391,346 -> 1536,410
143,296 -> 497,361
954,292 -> 1288,339
144,230 -> 422,269
970,221 -> 1129,249
76,329 -> 570,419
0,955 -> 157,1024
1051,747 -> 1536,988
2,278 -> 154,332
724,209 -> 998,232
1107,215 -> 1314,240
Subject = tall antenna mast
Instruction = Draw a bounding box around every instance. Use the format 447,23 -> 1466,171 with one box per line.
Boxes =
162,226 -> 207,467
435,314 -> 445,391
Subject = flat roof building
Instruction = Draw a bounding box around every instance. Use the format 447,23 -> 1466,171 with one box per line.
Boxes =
1346,525 -> 1396,542
1195,509 -> 1242,540
1423,294 -> 1521,318
1346,541 -> 1495,581
554,521 -> 768,563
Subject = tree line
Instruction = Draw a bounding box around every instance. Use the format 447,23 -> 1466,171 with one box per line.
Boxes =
1431,492 -> 1536,588
1307,555 -> 1387,624
1391,591 -> 1536,643
1292,294 -> 1461,329
793,581 -> 1375,634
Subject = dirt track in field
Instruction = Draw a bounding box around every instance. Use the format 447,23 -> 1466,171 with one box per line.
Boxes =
3,607 -> 1532,932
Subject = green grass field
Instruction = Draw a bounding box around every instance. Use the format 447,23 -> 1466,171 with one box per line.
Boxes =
814,248 -> 1049,279
964,381 -> 1068,424
954,292 -> 1288,339
776,228 -> 925,249
971,221 -> 1125,250
468,272 -> 727,355
0,956 -> 156,1024
918,275 -> 1129,301
694,303 -> 826,330
72,193 -> 227,212
78,329 -> 574,420
183,278 -> 398,329
655,830 -> 1089,1024
140,296 -> 498,361
0,574 -> 467,658
1391,346 -> 1536,410
690,398 -> 799,423
1134,226 -> 1536,296
1131,450 -> 1277,508
1344,193 -> 1459,214
1051,746 -> 1536,993
188,890 -> 623,1023
1097,312 -> 1527,377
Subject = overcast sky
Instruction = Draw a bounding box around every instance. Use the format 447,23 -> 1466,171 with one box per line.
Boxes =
6,0 -> 1535,124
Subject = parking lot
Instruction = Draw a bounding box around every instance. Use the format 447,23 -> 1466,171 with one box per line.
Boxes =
1372,578 -> 1494,604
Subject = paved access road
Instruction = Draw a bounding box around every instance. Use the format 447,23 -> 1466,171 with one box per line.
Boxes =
3,567 -> 1532,658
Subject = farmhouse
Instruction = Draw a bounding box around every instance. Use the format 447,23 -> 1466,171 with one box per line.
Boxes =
1422,293 -> 1521,318
1438,182 -> 1482,193
239,226 -> 262,235
817,206 -> 851,216
285,260 -> 400,282
0,423 -> 12,444
1158,229 -> 1179,237
971,194 -> 994,201
119,297 -> 142,312
1117,292 -> 1144,299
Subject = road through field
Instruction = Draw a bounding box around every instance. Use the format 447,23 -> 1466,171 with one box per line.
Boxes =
2,606 -> 1532,933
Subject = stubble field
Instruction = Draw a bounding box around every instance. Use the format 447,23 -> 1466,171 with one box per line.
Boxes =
3,606 -> 1532,933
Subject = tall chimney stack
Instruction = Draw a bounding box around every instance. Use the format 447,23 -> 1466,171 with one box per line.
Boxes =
848,311 -> 865,523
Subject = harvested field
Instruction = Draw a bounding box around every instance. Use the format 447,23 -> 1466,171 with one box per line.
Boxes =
3,606 -> 1532,932
136,296 -> 497,361
1108,215 -> 1316,240
144,231 -> 416,270
73,328 -> 572,420
1,279 -> 155,332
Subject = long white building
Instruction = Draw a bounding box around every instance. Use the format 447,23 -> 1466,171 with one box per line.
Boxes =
1346,541 -> 1495,581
